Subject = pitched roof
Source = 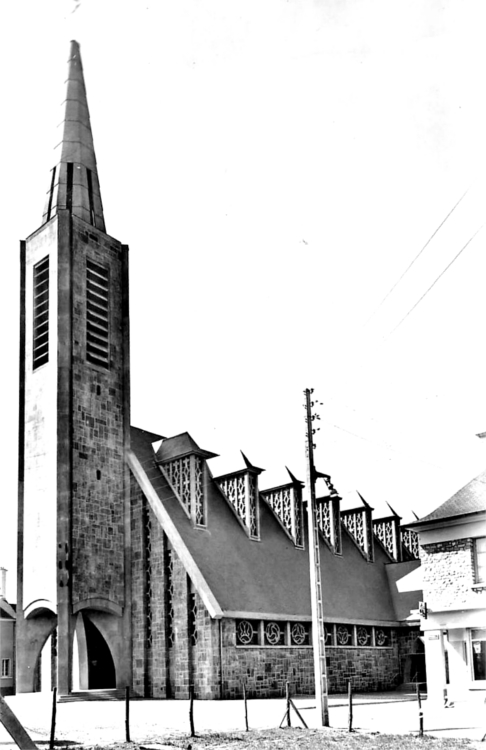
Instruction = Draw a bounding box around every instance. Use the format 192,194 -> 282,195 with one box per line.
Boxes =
412,469 -> 486,525
155,432 -> 218,462
130,427 -> 416,624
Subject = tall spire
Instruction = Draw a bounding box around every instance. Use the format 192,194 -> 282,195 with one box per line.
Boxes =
42,40 -> 106,232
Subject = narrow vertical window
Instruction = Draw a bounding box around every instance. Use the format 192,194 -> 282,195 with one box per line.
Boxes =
33,256 -> 49,369
46,167 -> 56,222
86,259 -> 109,367
86,168 -> 95,226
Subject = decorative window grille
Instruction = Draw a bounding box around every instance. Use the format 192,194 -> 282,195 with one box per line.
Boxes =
336,624 -> 353,646
356,626 -> 371,646
236,620 -> 260,646
261,483 -> 303,548
374,627 -> 389,647
315,497 -> 342,553
342,507 -> 373,561
324,624 -> 334,646
165,549 -> 175,647
290,622 -> 310,646
161,455 -> 206,526
189,591 -> 198,647
33,256 -> 49,369
233,620 -> 392,648
194,457 -> 205,525
264,622 -> 285,646
401,528 -> 420,559
143,501 -> 153,647
373,518 -> 399,561
218,471 -> 260,539
86,259 -> 109,368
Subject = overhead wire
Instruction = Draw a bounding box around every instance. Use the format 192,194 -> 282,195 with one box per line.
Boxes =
362,185 -> 472,330
382,223 -> 484,340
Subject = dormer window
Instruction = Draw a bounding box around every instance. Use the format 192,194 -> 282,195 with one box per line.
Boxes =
216,455 -> 263,540
261,481 -> 304,548
160,454 -> 206,527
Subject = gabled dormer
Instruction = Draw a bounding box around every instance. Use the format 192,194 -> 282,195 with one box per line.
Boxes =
315,473 -> 342,554
373,503 -> 402,562
260,468 -> 304,548
341,492 -> 374,562
215,453 -> 263,540
155,432 -> 217,527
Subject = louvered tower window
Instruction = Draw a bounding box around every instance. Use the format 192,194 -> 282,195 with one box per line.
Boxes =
33,256 -> 49,369
86,259 -> 109,368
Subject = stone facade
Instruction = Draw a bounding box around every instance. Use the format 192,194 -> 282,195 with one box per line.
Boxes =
71,219 -> 129,608
420,538 -> 476,609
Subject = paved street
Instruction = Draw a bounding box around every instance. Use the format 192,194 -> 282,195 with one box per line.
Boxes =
1,691 -> 485,747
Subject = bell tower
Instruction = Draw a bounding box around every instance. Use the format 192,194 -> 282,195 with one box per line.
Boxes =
17,41 -> 132,695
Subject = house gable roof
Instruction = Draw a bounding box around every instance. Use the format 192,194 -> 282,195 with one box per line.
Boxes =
411,469 -> 486,526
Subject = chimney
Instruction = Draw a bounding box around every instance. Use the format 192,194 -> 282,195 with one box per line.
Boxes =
0,567 -> 6,599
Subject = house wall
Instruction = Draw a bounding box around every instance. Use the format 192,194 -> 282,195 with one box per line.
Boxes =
0,618 -> 15,696
417,517 -> 486,703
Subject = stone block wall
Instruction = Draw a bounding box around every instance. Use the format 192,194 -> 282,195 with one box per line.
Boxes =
220,619 -> 401,697
192,592 -> 221,698
130,473 -> 146,696
420,538 -> 476,609
71,218 -> 128,608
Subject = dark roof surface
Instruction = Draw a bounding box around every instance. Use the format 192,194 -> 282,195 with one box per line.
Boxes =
131,428 -> 417,624
155,432 -> 218,462
415,469 -> 486,525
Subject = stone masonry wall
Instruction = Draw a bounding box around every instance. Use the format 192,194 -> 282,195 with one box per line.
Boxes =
71,219 -> 127,607
130,473 -> 147,697
148,503 -> 168,698
420,538 -> 476,609
221,619 -> 401,697
192,592 -> 221,699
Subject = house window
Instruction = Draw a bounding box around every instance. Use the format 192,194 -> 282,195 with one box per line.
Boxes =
474,537 -> 486,584
33,256 -> 49,369
1,658 -> 11,678
471,629 -> 486,681
86,259 -> 109,368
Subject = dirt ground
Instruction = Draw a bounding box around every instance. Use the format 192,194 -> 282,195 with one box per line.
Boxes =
1,691 -> 485,749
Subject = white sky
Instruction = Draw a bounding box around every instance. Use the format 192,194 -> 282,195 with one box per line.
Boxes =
1,0 -> 485,601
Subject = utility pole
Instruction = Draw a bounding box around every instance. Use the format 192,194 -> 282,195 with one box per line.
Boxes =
304,388 -> 329,727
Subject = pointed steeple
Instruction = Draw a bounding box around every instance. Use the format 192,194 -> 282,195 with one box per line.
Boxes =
42,40 -> 106,232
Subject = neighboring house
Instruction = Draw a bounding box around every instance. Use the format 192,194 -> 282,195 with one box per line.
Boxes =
15,40 -> 424,700
407,472 -> 486,704
0,568 -> 16,696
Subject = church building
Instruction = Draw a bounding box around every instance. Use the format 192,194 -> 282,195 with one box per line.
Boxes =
16,41 -> 423,700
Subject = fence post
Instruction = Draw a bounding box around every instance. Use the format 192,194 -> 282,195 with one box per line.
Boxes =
286,682 -> 291,727
189,685 -> 195,737
49,687 -> 57,749
348,680 -> 353,732
416,682 -> 423,737
125,686 -> 131,742
243,683 -> 249,731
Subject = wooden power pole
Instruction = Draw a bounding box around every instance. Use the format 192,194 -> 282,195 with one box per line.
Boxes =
304,388 -> 329,727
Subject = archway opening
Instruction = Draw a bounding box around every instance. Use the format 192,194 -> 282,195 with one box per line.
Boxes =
83,615 -> 116,689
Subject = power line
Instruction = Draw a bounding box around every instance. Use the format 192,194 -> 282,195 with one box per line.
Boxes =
363,185 -> 471,329
383,224 -> 484,340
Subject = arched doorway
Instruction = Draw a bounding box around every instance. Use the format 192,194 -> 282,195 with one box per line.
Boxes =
82,615 -> 116,689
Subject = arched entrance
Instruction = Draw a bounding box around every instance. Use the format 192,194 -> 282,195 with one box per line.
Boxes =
82,614 -> 116,689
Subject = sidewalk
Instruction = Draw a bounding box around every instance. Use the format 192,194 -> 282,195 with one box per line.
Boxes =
1,691 -> 484,747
